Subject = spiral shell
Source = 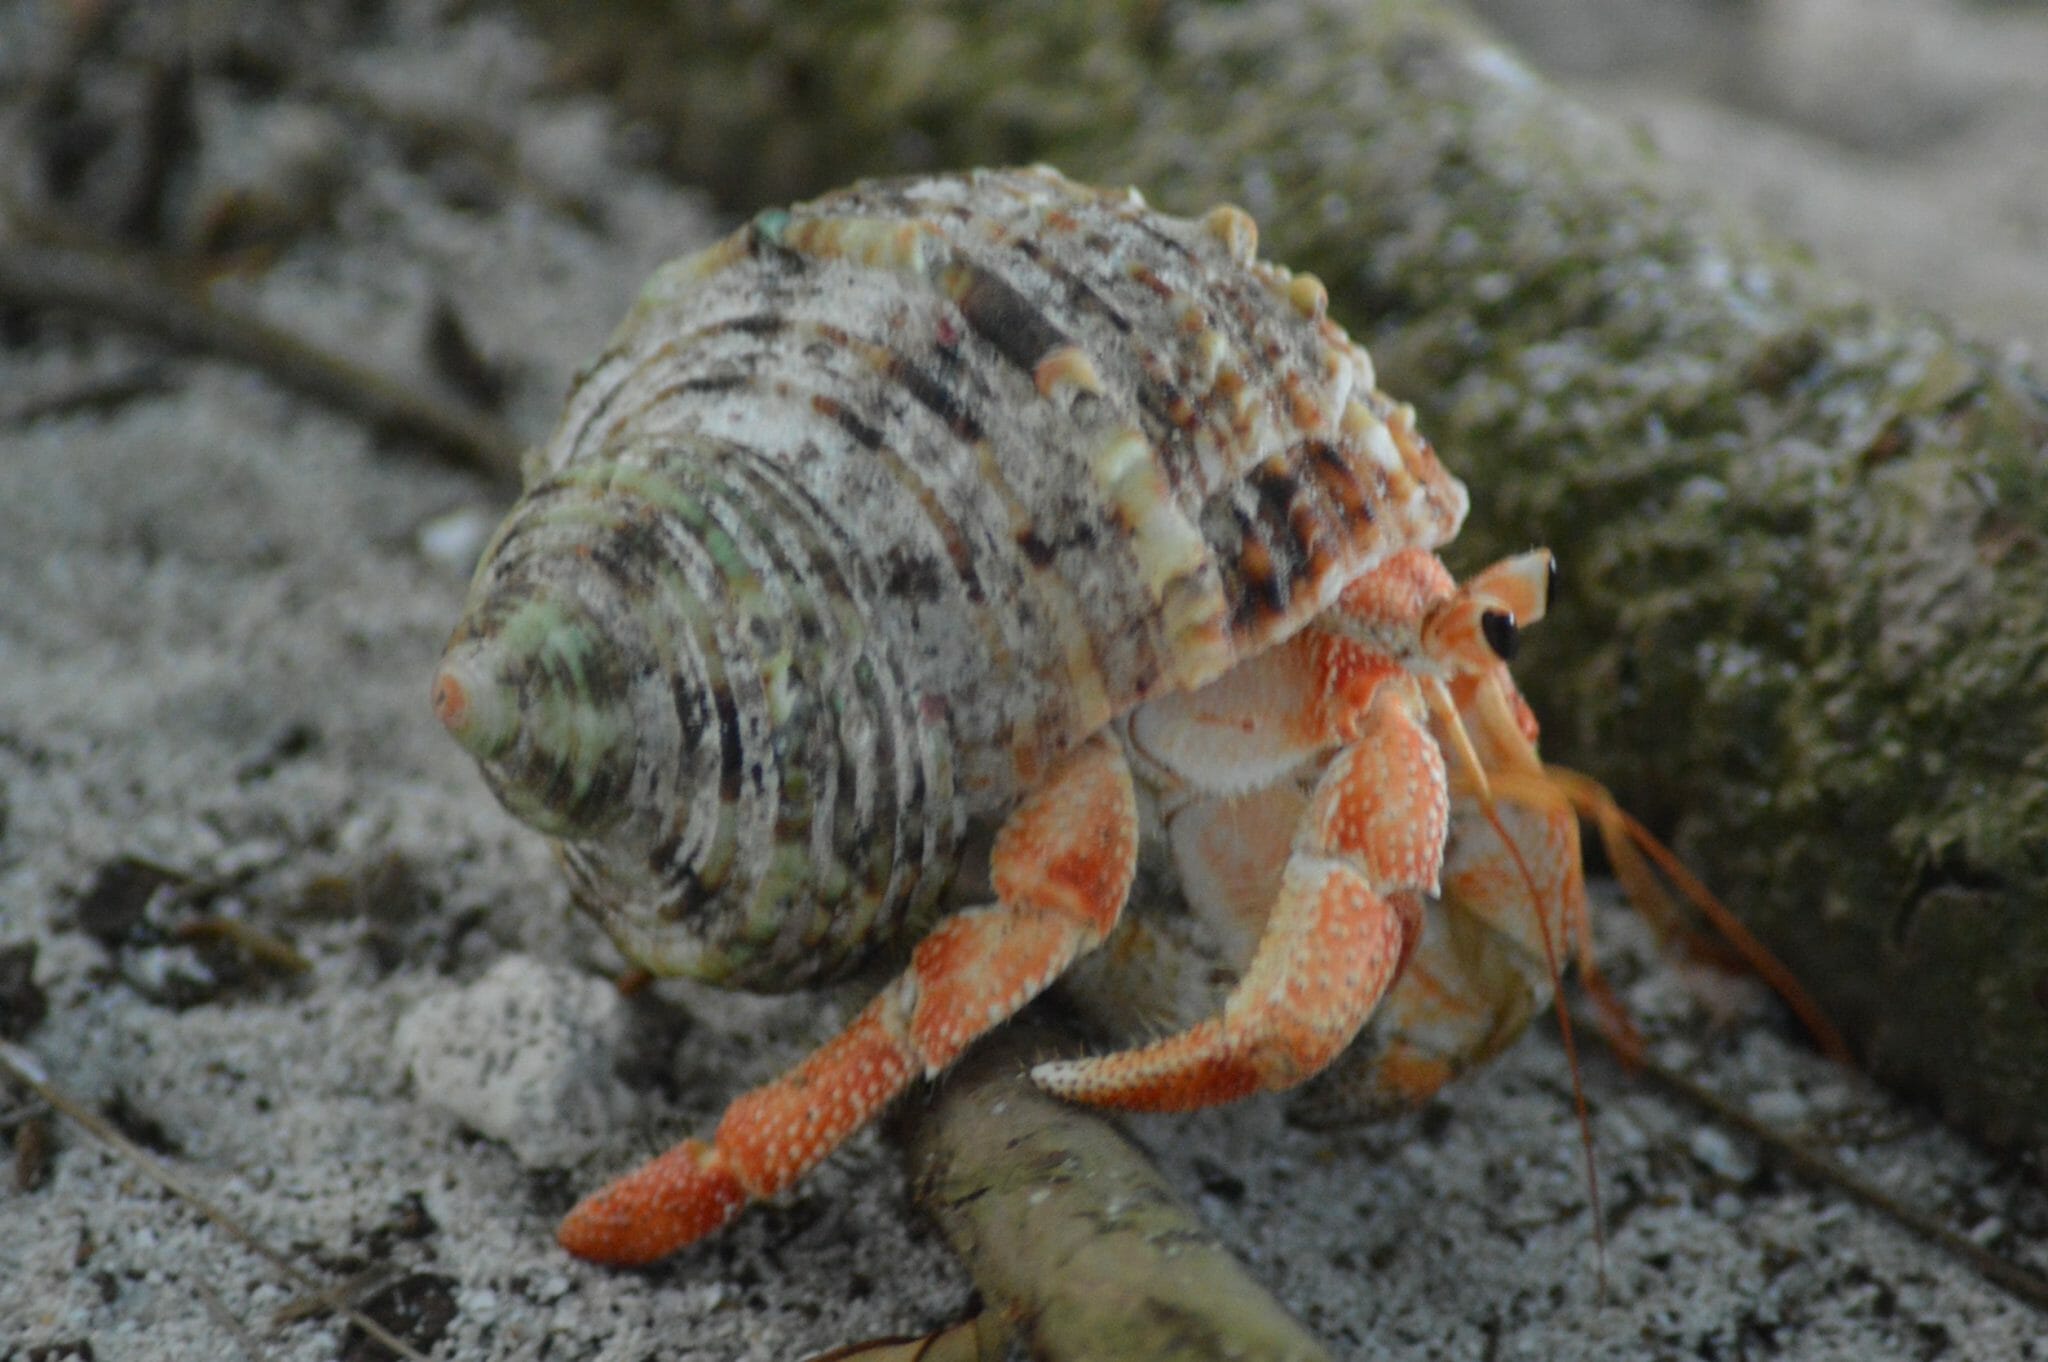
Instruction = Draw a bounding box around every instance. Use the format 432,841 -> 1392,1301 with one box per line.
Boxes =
435,167 -> 1468,989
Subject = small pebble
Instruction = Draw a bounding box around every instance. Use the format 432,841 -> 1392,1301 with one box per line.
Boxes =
1749,1088 -> 1811,1126
393,954 -> 637,1166
1602,1109 -> 1649,1152
418,506 -> 501,572
458,1286 -> 501,1323
1690,1126 -> 1759,1182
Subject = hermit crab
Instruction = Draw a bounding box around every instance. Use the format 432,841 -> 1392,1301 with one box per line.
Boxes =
432,166 -> 1827,1265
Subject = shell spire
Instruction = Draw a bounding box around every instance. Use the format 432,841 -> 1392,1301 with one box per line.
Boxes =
433,597 -> 641,842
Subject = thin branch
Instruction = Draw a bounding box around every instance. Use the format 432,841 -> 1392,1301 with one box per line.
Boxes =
0,1041 -> 432,1362
194,1276 -> 274,1362
803,1315 -> 1008,1362
1575,1018 -> 2048,1316
172,917 -> 312,975
293,72 -> 602,229
0,242 -> 522,486
0,363 -> 175,426
269,1265 -> 396,1328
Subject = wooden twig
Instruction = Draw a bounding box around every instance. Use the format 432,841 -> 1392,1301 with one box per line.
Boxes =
293,72 -> 603,229
268,1265 -> 397,1328
172,918 -> 312,975
803,1314 -> 1007,1362
0,1042 -> 432,1362
0,364 -> 175,426
194,1276 -> 273,1362
902,1026 -> 1334,1362
0,242 -> 521,486
1575,1018 -> 2048,1317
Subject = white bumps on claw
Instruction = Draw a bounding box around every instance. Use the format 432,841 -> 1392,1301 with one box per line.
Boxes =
393,954 -> 638,1167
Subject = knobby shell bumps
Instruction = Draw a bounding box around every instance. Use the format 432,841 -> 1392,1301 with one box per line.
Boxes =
433,166 -> 1576,1264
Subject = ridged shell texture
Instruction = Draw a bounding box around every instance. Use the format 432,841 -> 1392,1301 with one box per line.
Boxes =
437,167 -> 1469,988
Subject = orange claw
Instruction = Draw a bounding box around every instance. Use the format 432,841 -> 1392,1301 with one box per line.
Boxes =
1034,860 -> 1418,1111
558,1139 -> 747,1265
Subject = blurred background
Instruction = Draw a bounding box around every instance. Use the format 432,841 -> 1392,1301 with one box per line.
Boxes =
1468,0 -> 2048,357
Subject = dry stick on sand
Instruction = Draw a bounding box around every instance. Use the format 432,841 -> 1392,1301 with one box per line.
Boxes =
1575,1021 -> 2048,1319
522,0 -> 2048,1168
900,1027 -> 1335,1362
0,1042 -> 432,1362
0,241 -> 522,487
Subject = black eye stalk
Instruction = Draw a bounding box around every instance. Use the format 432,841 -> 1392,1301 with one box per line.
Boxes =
1481,610 -> 1520,662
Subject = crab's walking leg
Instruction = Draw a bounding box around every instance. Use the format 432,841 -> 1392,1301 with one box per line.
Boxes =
1296,783 -> 1584,1121
1034,680 -> 1445,1111
1328,670 -> 1586,1105
557,732 -> 1138,1265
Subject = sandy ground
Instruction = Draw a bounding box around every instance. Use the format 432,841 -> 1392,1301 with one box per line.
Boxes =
2,2 -> 2045,1359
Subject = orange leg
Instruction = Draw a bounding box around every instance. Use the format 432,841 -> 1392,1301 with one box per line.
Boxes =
1293,777 -> 1584,1122
1033,679 -> 1443,1110
557,731 -> 1138,1264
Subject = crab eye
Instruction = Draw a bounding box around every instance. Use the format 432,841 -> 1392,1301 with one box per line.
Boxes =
1481,609 -> 1519,661
1545,556 -> 1559,613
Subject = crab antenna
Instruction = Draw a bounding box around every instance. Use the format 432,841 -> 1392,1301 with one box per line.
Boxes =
1431,673 -> 1609,1289
1540,767 -> 1853,1066
1477,788 -> 1609,1295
